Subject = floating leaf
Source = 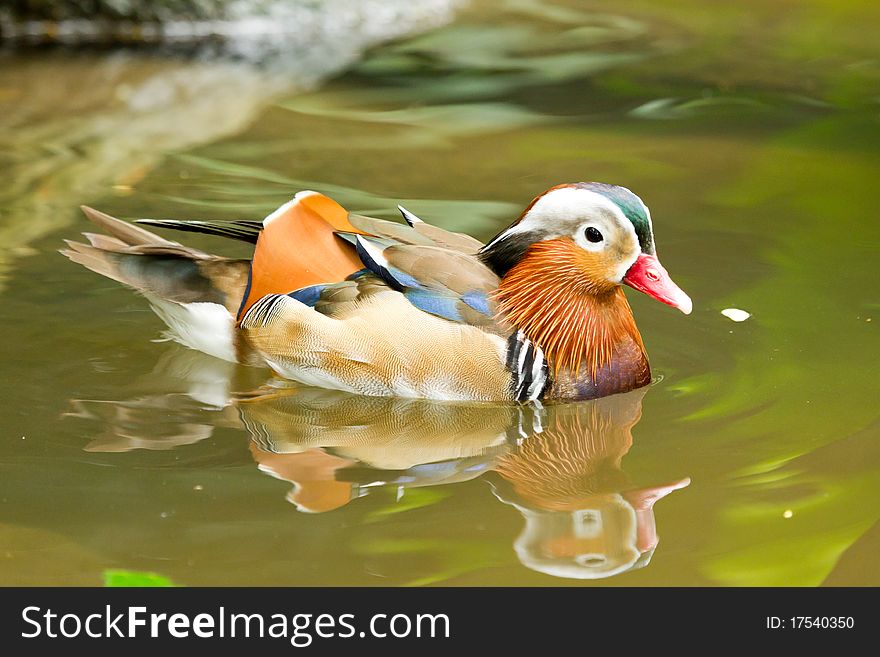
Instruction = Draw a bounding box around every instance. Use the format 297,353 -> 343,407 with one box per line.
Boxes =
104,570 -> 178,587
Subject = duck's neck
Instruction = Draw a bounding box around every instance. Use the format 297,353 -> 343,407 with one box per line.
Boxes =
494,241 -> 650,399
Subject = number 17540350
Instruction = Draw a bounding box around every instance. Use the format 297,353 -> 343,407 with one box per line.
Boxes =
766,617 -> 854,629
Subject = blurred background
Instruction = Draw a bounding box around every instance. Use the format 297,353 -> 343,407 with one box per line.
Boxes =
0,0 -> 877,586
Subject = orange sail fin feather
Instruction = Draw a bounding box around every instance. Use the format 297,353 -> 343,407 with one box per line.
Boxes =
494,238 -> 646,379
238,192 -> 366,321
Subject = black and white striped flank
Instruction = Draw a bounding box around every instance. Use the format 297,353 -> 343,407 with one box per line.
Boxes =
506,330 -> 550,402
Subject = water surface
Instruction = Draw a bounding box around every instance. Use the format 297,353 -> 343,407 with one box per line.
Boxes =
0,0 -> 878,586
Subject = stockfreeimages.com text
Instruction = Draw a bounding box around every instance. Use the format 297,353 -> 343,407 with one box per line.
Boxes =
22,606 -> 450,646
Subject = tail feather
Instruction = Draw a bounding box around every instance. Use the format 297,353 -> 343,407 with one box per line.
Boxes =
135,218 -> 263,244
61,239 -> 248,308
60,240 -> 127,287
63,207 -> 252,362
79,205 -> 182,248
66,206 -> 251,306
82,232 -> 128,251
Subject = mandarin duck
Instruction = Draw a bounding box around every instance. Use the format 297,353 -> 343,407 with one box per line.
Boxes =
63,183 -> 691,402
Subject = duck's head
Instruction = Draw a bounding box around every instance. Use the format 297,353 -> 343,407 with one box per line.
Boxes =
480,182 -> 692,314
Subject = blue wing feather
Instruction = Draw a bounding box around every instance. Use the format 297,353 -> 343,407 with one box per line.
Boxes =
287,284 -> 328,307
461,290 -> 492,317
403,289 -> 464,323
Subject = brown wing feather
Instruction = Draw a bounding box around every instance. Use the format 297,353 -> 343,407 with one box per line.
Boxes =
79,205 -> 187,249
384,244 -> 499,296
347,213 -> 435,246
348,209 -> 485,254
412,222 -> 484,254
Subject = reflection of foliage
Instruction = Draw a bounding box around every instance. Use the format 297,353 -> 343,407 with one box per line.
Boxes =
703,423 -> 880,586
163,154 -> 519,235
0,54 -> 285,291
0,1 -> 459,291
356,537 -> 504,587
682,114 -> 880,585
365,488 -> 452,524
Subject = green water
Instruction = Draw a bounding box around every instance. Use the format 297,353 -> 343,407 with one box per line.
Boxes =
0,0 -> 878,586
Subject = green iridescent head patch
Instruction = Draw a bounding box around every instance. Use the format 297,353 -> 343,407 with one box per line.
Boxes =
578,182 -> 655,254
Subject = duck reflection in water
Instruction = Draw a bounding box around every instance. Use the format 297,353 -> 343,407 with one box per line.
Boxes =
241,385 -> 689,579
489,399 -> 689,579
70,346 -> 689,580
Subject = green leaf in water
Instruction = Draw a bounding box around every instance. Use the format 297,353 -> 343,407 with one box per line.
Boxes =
103,570 -> 178,587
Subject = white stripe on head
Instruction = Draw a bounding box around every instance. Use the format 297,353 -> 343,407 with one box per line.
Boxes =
501,187 -> 636,241
525,186 -> 623,225
512,186 -> 641,280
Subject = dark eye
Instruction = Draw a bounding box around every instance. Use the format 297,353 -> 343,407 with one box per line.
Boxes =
585,227 -> 603,243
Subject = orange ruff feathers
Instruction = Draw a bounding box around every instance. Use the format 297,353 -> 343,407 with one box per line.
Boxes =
494,239 -> 645,378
